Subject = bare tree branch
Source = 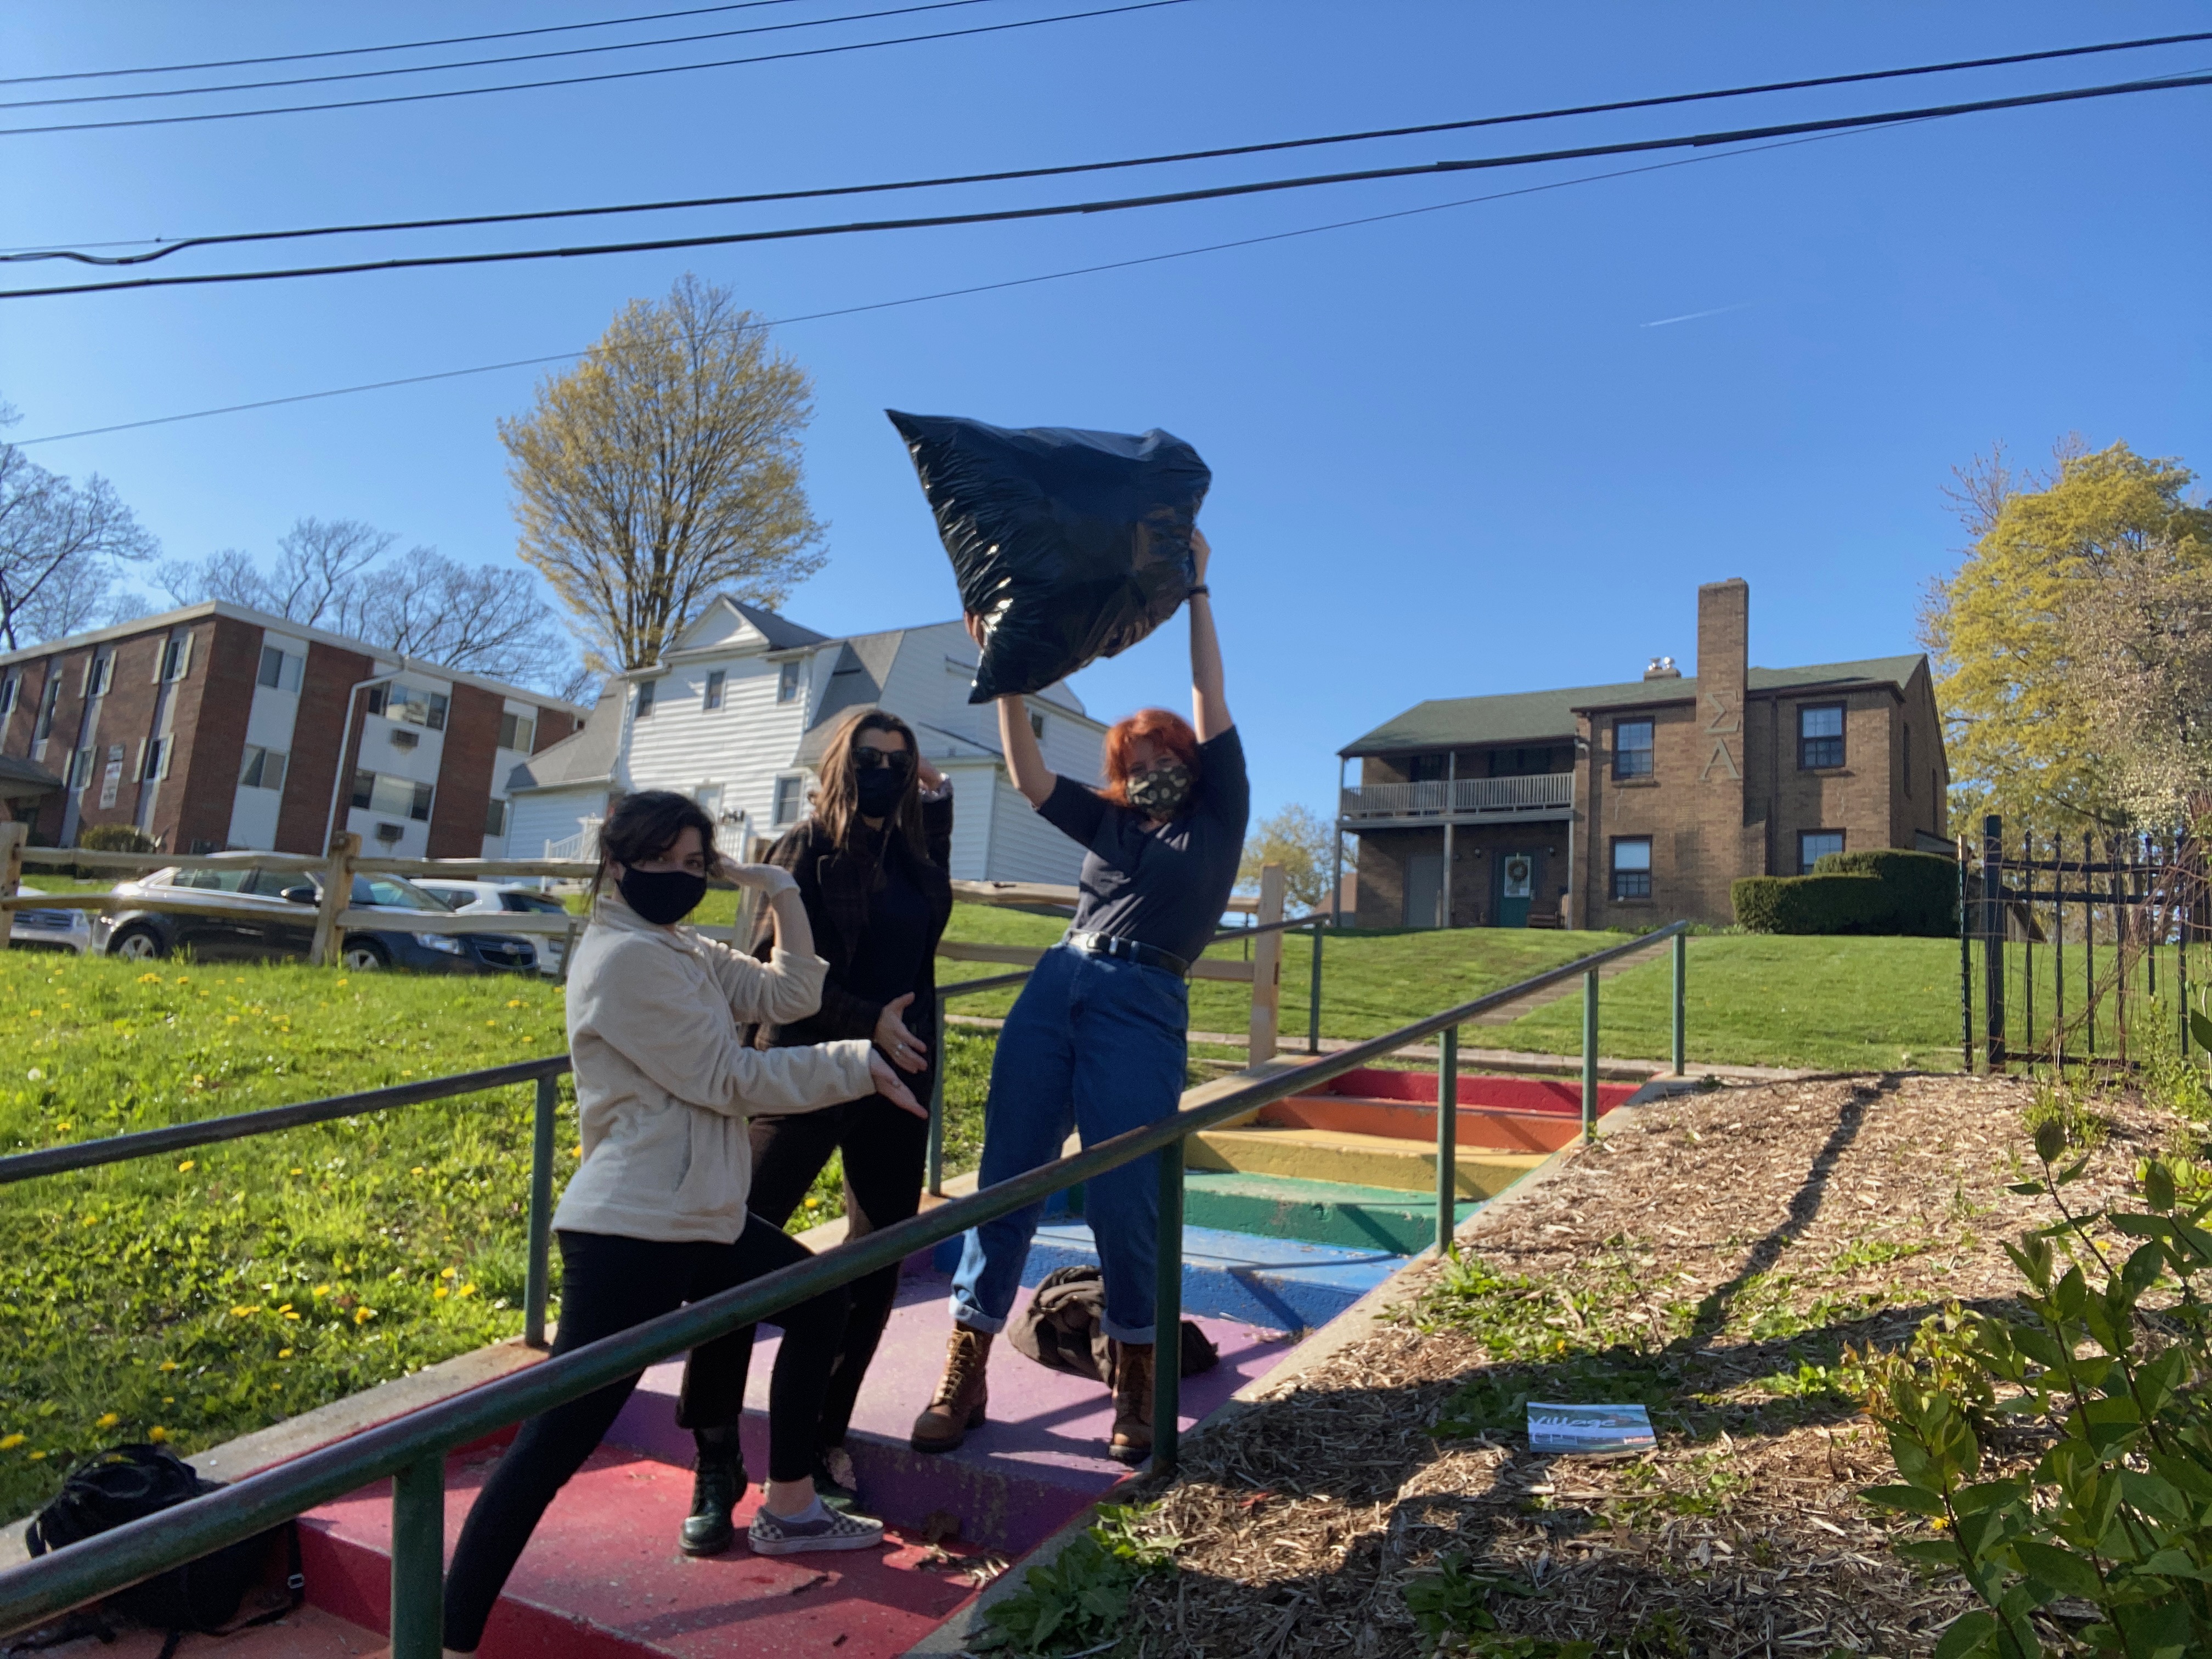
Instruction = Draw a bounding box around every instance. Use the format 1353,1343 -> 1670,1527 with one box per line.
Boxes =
0,403 -> 159,651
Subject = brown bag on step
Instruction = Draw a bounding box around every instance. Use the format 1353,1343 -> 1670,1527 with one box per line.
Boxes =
1008,1266 -> 1220,1381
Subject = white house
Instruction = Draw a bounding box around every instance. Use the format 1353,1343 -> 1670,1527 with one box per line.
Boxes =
503,599 -> 1108,882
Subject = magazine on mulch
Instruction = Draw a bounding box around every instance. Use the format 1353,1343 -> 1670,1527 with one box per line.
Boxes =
1526,1402 -> 1657,1457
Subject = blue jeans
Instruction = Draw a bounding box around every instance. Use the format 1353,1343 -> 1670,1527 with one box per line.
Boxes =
950,943 -> 1188,1344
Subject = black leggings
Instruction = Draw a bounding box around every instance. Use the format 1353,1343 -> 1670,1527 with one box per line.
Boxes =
442,1222 -> 848,1651
714,1085 -> 932,1449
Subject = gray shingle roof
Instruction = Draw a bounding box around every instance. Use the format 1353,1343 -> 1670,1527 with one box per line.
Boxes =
1341,655 -> 1926,756
506,688 -> 622,793
0,753 -> 64,800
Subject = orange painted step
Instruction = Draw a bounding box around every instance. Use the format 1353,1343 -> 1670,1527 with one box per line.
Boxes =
1257,1096 -> 1587,1154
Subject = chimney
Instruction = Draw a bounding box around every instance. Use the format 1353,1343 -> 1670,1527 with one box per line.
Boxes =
1643,656 -> 1681,681
1696,580 -> 1748,710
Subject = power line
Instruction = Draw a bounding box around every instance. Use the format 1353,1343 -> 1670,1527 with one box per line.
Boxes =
8,67 -> 2207,301
9,123 -> 1885,449
0,0 -> 1011,114
14,28 -> 2209,269
0,0 -> 1193,139
0,1 -> 817,86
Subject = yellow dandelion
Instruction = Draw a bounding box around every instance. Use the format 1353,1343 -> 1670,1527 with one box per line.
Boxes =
95,1413 -> 119,1430
174,977 -> 188,985
433,1287 -> 449,1300
0,1435 -> 23,1451
336,978 -> 348,986
225,1015 -> 240,1024
400,1069 -> 414,1077
505,1000 -> 524,1008
158,1361 -> 177,1372
148,1427 -> 167,1442
53,1120 -> 69,1131
290,1167 -> 303,1175
410,1165 -> 425,1176
354,1306 -> 376,1325
521,1035 -> 535,1044
441,1267 -> 458,1279
28,1451 -> 47,1462
458,1283 -> 477,1297
162,1397 -> 172,1404
269,1383 -> 281,1392
81,1214 -> 99,1226
137,972 -> 161,984
570,1146 -> 582,1159
178,1160 -> 194,1173
312,1285 -> 330,1298
278,1348 -> 292,1359
230,1305 -> 260,1318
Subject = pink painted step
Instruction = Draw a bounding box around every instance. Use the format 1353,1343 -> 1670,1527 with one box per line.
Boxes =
20,1604 -> 385,1658
299,1440 -> 983,1659
1259,1068 -> 1639,1153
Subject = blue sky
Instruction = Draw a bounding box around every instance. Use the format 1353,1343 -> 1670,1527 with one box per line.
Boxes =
4,2 -> 2208,825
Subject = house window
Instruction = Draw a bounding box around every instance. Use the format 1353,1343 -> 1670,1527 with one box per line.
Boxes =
33,676 -> 59,740
1611,837 -> 1652,900
142,736 -> 170,781
86,654 -> 114,698
703,670 -> 726,711
1030,710 -> 1045,740
1406,753 -> 1448,783
239,745 -> 287,792
772,775 -> 803,825
484,797 -> 509,837
159,637 -> 189,681
1799,704 -> 1844,769
351,769 -> 434,821
67,746 -> 95,789
497,710 -> 536,753
1614,719 -> 1654,780
257,646 -> 303,692
369,681 -> 448,731
0,674 -> 16,718
1800,830 -> 1845,873
777,661 -> 802,704
635,678 -> 658,718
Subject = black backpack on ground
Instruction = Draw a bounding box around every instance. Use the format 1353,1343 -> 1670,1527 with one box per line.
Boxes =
19,1443 -> 303,1659
1008,1265 -> 1220,1384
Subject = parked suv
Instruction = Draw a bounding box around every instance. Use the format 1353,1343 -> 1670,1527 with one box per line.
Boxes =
95,856 -> 537,973
412,879 -> 575,976
10,884 -> 94,955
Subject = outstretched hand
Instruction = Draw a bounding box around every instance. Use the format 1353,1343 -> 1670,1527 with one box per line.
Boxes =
868,1051 -> 927,1118
1190,526 -> 1211,585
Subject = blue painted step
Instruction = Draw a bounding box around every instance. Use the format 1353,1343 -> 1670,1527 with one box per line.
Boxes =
930,1220 -> 1402,1334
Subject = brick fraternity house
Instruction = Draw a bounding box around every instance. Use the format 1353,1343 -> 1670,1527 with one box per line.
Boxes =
0,603 -> 584,858
1337,579 -> 1950,930
504,596 -> 1108,883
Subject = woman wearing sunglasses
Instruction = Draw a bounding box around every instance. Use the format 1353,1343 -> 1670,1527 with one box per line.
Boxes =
913,528 -> 1243,1466
718,707 -> 954,1510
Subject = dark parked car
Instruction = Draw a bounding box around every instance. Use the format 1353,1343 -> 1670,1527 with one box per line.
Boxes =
95,857 -> 537,974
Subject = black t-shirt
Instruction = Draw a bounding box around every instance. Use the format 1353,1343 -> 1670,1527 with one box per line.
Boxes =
1037,725 -> 1250,967
845,834 -> 935,1007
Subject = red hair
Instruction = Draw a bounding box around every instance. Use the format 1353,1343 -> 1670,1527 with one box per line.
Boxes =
1102,708 -> 1201,806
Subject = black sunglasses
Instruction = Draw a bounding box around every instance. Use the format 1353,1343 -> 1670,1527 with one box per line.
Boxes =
852,748 -> 915,775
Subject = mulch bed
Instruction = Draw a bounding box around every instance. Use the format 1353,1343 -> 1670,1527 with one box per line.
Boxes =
1111,1071 -> 2192,1657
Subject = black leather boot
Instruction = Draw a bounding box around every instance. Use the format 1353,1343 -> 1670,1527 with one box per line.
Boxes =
681,1428 -> 747,1557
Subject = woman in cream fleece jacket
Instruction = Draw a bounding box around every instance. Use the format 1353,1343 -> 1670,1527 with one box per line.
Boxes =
442,792 -> 926,1654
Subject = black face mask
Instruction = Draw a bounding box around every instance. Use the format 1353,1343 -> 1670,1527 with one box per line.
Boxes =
1126,760 -> 1193,820
855,768 -> 908,820
617,867 -> 707,926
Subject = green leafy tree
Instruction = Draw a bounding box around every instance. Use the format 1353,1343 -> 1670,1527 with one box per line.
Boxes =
1922,441 -> 2211,836
1237,803 -> 1346,913
499,274 -> 825,674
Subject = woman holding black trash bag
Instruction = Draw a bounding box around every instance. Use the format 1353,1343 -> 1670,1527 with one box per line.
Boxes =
439,792 -> 929,1655
911,528 -> 1244,1466
709,707 -> 955,1513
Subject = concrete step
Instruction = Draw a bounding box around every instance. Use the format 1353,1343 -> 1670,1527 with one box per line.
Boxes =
1182,1169 -> 1482,1254
1189,1124 -> 1546,1197
922,1220 -> 1401,1333
606,1268 -> 1299,1553
300,1440 -> 980,1659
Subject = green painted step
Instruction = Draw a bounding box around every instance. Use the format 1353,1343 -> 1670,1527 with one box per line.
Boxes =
1181,1169 -> 1483,1255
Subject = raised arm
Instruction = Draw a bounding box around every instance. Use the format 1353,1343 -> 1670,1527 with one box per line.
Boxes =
972,614 -> 1058,808
1188,528 -> 1231,741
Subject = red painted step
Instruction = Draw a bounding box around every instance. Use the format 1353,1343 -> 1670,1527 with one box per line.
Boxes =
1259,1068 -> 1641,1153
298,1441 -> 984,1659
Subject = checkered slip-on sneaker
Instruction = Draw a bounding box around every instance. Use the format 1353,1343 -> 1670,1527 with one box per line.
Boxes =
747,1499 -> 887,1556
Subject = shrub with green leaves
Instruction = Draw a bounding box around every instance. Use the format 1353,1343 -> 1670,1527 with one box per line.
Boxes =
1860,1119 -> 2212,1657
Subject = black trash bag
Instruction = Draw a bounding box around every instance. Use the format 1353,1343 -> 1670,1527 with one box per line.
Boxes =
24,1443 -> 302,1658
1008,1265 -> 1219,1383
888,411 -> 1210,703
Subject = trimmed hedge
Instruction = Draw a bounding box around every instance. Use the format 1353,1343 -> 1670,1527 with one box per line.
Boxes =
1731,849 -> 1957,937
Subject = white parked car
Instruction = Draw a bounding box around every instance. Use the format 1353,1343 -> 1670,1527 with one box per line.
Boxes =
11,884 -> 94,955
412,879 -> 576,975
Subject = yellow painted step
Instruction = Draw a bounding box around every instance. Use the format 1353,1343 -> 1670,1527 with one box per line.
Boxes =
1187,1125 -> 1546,1198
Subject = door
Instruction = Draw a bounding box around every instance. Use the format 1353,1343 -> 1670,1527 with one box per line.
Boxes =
246,866 -> 318,960
168,867 -> 259,958
1497,851 -> 1538,928
1404,853 -> 1444,929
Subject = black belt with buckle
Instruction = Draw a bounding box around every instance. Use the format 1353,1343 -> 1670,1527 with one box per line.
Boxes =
1064,930 -> 1192,979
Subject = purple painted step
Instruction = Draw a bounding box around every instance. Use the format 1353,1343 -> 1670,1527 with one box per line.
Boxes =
605,1269 -> 1295,1550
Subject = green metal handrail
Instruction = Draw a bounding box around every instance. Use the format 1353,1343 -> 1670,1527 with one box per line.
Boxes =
0,921 -> 1688,1652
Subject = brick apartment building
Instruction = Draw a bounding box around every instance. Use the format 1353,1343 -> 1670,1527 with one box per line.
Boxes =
0,602 -> 584,859
1338,579 -> 1950,930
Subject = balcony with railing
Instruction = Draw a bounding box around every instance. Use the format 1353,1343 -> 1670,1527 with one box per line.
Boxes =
1339,772 -> 1575,823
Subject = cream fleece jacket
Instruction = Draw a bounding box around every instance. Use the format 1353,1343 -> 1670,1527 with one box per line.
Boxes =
551,895 -> 877,1244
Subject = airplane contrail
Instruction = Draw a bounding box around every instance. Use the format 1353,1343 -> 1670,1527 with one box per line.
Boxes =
1640,302 -> 1752,328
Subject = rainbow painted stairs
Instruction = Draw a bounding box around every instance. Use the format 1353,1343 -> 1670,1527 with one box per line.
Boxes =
31,1066 -> 1652,1659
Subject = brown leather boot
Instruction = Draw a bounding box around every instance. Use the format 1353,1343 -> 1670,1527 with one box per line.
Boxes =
1107,1339 -> 1156,1465
910,1327 -> 992,1454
